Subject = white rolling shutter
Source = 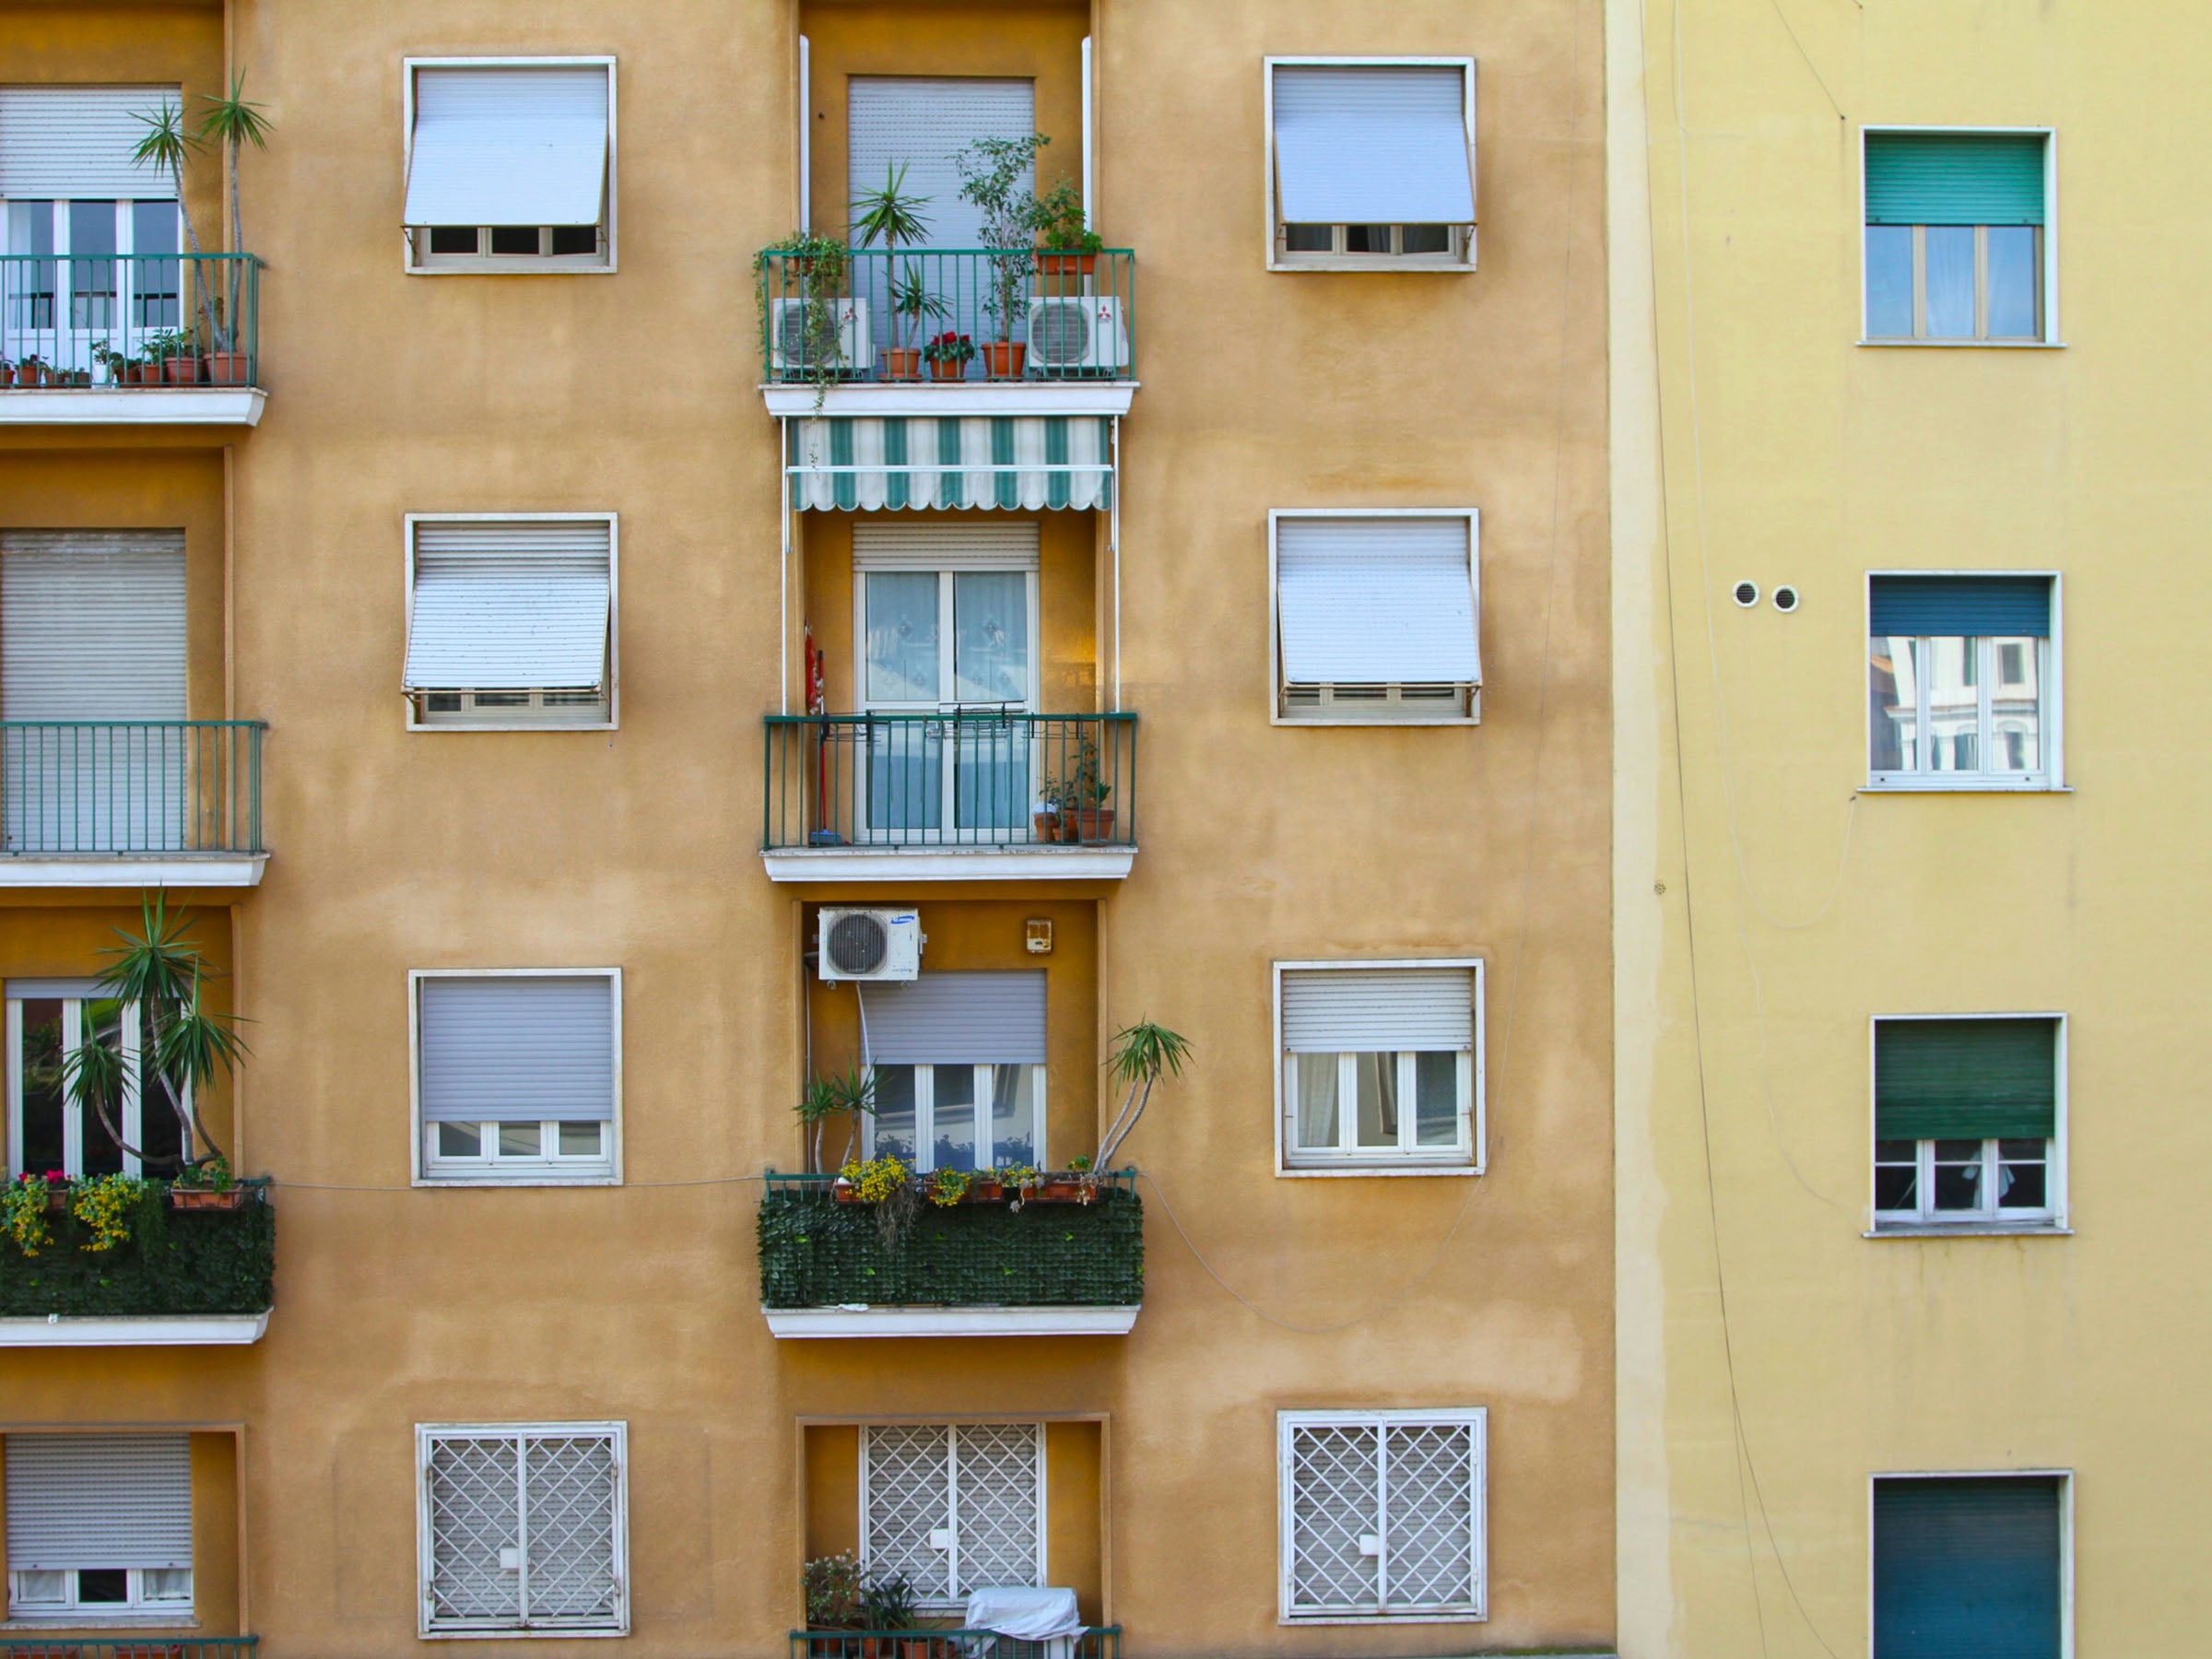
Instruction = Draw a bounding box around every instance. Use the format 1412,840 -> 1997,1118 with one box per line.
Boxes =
848,78 -> 1035,252
1,530 -> 187,719
418,975 -> 617,1123
1272,66 -> 1475,225
405,520 -> 610,692
405,66 -> 609,227
1282,968 -> 1476,1053
1277,516 -> 1479,687
853,523 -> 1040,571
5,1433 -> 193,1571
860,971 -> 1046,1065
0,86 -> 179,197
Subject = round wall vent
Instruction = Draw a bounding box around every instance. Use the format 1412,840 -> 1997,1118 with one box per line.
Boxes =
1733,581 -> 1760,608
1772,585 -> 1801,613
826,911 -> 888,977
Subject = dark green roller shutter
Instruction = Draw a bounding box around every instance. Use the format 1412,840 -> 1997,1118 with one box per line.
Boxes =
1868,575 -> 2051,639
1876,1019 -> 2057,1141
1874,1477 -> 2062,1659
1866,133 -> 2047,226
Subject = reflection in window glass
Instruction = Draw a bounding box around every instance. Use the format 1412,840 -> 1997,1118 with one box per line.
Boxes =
1354,1052 -> 1397,1148
988,1065 -> 1036,1167
1293,1053 -> 1340,1150
932,1066 -> 977,1171
1986,226 -> 2038,337
18,998 -> 65,1174
1924,227 -> 1975,338
871,1065 -> 916,1161
439,1122 -> 482,1158
1865,226 -> 1913,336
864,572 -> 940,703
1414,1053 -> 1459,1147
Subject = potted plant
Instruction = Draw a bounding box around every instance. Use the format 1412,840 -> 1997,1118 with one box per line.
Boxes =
956,134 -> 1051,380
1030,180 -> 1105,280
755,230 -> 855,390
205,299 -> 250,385
11,353 -> 48,387
924,1166 -> 974,1207
881,263 -> 951,380
804,1552 -> 866,1658
861,1570 -> 921,1658
1025,1154 -> 1096,1205
796,1065 -> 877,1172
145,328 -> 204,383
1096,1020 -> 1192,1169
850,162 -> 945,381
921,330 -> 974,382
1031,780 -> 1063,842
168,1153 -> 245,1211
1045,737 -> 1114,843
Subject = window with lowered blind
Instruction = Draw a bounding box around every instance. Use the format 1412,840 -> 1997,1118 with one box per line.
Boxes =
1266,61 -> 1477,269
1873,1475 -> 2065,1659
861,1422 -> 1044,1610
1874,1017 -> 2063,1231
1272,513 -> 1480,724
404,61 -> 614,271
1279,1410 -> 1486,1623
418,1423 -> 627,1637
1864,131 -> 2051,343
1868,574 -> 2056,788
414,972 -> 618,1182
860,971 -> 1046,1171
1278,962 -> 1481,1171
404,517 -> 615,728
5,1432 -> 194,1621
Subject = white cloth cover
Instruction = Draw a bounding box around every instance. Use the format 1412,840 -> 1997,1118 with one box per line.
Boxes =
964,1585 -> 1083,1641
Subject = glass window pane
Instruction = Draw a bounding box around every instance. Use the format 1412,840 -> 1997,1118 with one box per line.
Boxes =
130,202 -> 180,330
1414,1052 -> 1460,1147
549,225 -> 598,255
865,718 -> 943,835
1346,224 -> 1389,253
865,572 -> 941,703
1874,1161 -> 1918,1212
497,1122 -> 542,1157
141,1567 -> 193,1602
987,1065 -> 1037,1167
1997,1155 -> 2045,1211
1927,637 -> 1977,771
438,1122 -> 482,1158
18,997 -> 66,1175
870,1065 -> 916,1162
558,1121 -> 603,1157
1354,1052 -> 1398,1148
1865,225 -> 1913,336
11,1569 -> 67,1605
1924,226 -> 1975,337
932,1066 -> 976,1171
79,997 -> 126,1176
1400,224 -> 1451,254
1991,636 -> 2040,771
1293,1054 -> 1339,1150
1870,637 -> 1916,771
1283,224 -> 1333,253
77,1568 -> 128,1603
131,200 -> 179,256
137,1003 -> 185,1168
488,226 -> 538,255
67,200 -> 117,331
1986,226 -> 2038,338
951,573 -> 1029,705
428,226 -> 478,254
1931,1139 -> 1983,1211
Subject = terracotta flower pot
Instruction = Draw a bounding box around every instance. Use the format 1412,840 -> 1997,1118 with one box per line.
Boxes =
1025,1174 -> 1091,1204
14,365 -> 47,387
206,350 -> 251,386
982,341 -> 1028,380
964,1178 -> 1005,1205
927,357 -> 967,382
900,1639 -> 935,1659
1034,252 -> 1100,279
1031,808 -> 1060,843
1064,807 -> 1116,844
831,1180 -> 863,1205
168,1186 -> 249,1212
878,347 -> 923,382
162,356 -> 205,385
129,362 -> 159,384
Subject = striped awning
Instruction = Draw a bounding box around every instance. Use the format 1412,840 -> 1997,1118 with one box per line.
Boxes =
784,416 -> 1114,512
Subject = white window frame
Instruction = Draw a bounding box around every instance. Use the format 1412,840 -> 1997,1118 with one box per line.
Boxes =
416,1421 -> 629,1640
857,1421 -> 1048,1613
401,57 -> 618,276
6,1566 -> 192,1623
1273,959 -> 1485,1177
408,969 -> 622,1187
1277,1408 -> 1487,1625
1867,1470 -> 2074,1659
1268,509 -> 1481,727
1868,1013 -> 2067,1236
5,987 -> 183,1180
1859,125 -> 2059,347
861,1062 -> 1047,1172
1865,570 -> 2062,792
404,512 -> 618,733
1263,57 -> 1477,274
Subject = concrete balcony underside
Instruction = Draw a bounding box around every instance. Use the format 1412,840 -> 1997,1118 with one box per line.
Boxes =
0,386 -> 266,425
0,852 -> 268,888
762,844 -> 1135,882
0,1311 -> 269,1347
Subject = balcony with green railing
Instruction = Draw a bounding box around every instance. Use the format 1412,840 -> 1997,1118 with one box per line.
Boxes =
761,712 -> 1135,882
1,253 -> 265,423
0,721 -> 267,886
794,1628 -> 1120,1659
759,1171 -> 1143,1337
0,1641 -> 260,1658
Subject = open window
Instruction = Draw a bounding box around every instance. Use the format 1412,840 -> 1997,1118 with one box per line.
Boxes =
404,516 -> 614,729
858,971 -> 1046,1171
403,61 -> 614,272
1266,61 -> 1476,270
1873,1016 -> 2064,1232
1272,512 -> 1480,724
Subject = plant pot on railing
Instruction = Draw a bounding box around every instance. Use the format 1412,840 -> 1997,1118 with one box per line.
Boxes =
1063,807 -> 1116,844
206,350 -> 251,386
169,1177 -> 249,1212
127,362 -> 160,385
878,347 -> 923,382
982,342 -> 1028,380
1035,251 -> 1100,279
1031,806 -> 1060,842
162,356 -> 206,385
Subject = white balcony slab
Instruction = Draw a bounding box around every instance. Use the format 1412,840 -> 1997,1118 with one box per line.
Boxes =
0,853 -> 267,888
764,1305 -> 1139,1338
761,382 -> 1135,418
0,387 -> 266,426
762,846 -> 1135,883
0,1311 -> 269,1347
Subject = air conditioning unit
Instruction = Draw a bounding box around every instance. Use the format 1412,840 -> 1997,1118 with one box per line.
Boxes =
1025,297 -> 1131,375
818,907 -> 923,982
770,297 -> 871,379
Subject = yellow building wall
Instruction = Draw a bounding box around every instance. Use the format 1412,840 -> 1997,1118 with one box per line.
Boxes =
1612,2 -> 2211,1654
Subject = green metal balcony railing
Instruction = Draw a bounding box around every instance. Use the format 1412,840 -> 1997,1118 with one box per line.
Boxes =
1,253 -> 262,388
0,1180 -> 274,1319
759,1171 -> 1143,1310
0,722 -> 265,857
760,248 -> 1135,383
794,1630 -> 1120,1659
763,712 -> 1134,853
0,1641 -> 259,1659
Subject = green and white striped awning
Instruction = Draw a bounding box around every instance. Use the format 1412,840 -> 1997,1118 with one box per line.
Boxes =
784,416 -> 1114,512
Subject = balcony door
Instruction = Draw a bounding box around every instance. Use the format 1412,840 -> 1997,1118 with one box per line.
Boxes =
2,198 -> 181,381
5,981 -> 182,1178
855,524 -> 1039,843
0,530 -> 189,853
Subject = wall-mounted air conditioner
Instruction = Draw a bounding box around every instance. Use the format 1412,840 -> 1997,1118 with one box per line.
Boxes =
771,297 -> 871,379
1025,297 -> 1131,375
818,907 -> 922,982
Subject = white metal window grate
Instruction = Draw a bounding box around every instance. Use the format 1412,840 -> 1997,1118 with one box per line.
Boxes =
1280,1411 -> 1485,1621
419,1424 -> 625,1636
863,1423 -> 1044,1609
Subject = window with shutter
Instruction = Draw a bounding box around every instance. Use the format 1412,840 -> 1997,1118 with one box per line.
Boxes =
404,62 -> 614,270
1867,574 -> 2057,789
1266,62 -> 1476,269
861,1423 -> 1044,1609
404,518 -> 615,728
859,972 -> 1047,1171
1278,963 -> 1481,1171
1863,130 -> 2051,342
5,1432 -> 194,1620
415,972 -> 619,1182
1873,1017 -> 2063,1230
1279,1411 -> 1485,1621
1273,514 -> 1481,724
418,1423 -> 627,1636
1873,1475 -> 2065,1659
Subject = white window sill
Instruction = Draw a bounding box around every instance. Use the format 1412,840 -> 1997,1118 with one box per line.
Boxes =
1866,1224 -> 2071,1240
1274,714 -> 1481,728
1268,258 -> 1475,275
1278,1610 -> 1488,1626
1861,780 -> 2068,794
1857,337 -> 2064,349
6,1614 -> 197,1630
406,260 -> 617,276
407,722 -> 617,734
422,1622 -> 628,1641
1279,1162 -> 1480,1179
416,1171 -> 620,1188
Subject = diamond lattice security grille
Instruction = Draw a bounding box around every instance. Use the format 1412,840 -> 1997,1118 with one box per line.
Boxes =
1288,1425 -> 1381,1611
425,1430 -> 621,1633
1382,1424 -> 1476,1608
865,1423 -> 1041,1606
428,1438 -> 523,1623
952,1424 -> 1041,1592
524,1435 -> 619,1621
865,1425 -> 955,1602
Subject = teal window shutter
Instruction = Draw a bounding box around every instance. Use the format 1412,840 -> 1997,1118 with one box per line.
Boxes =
1876,1018 -> 2057,1141
1865,133 -> 2047,226
1868,576 -> 2051,639
1874,1477 -> 2062,1659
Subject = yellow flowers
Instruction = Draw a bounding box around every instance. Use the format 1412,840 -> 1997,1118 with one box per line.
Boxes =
841,1155 -> 911,1205
70,1173 -> 150,1253
2,1174 -> 54,1256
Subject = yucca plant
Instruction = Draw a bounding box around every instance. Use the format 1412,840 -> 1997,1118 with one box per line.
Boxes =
795,1064 -> 877,1172
61,892 -> 250,1175
131,101 -> 220,348
194,71 -> 272,255
1095,1020 -> 1191,1171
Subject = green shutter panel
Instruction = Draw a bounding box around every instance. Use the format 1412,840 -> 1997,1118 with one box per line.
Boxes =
1873,1477 -> 2062,1659
1876,1019 -> 2057,1141
1865,133 -> 2047,226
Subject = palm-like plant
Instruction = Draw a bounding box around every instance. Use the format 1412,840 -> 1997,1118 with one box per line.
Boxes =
195,72 -> 272,255
795,1064 -> 877,1172
61,892 -> 250,1175
131,102 -> 223,352
1095,1020 -> 1190,1171
850,163 -> 939,354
